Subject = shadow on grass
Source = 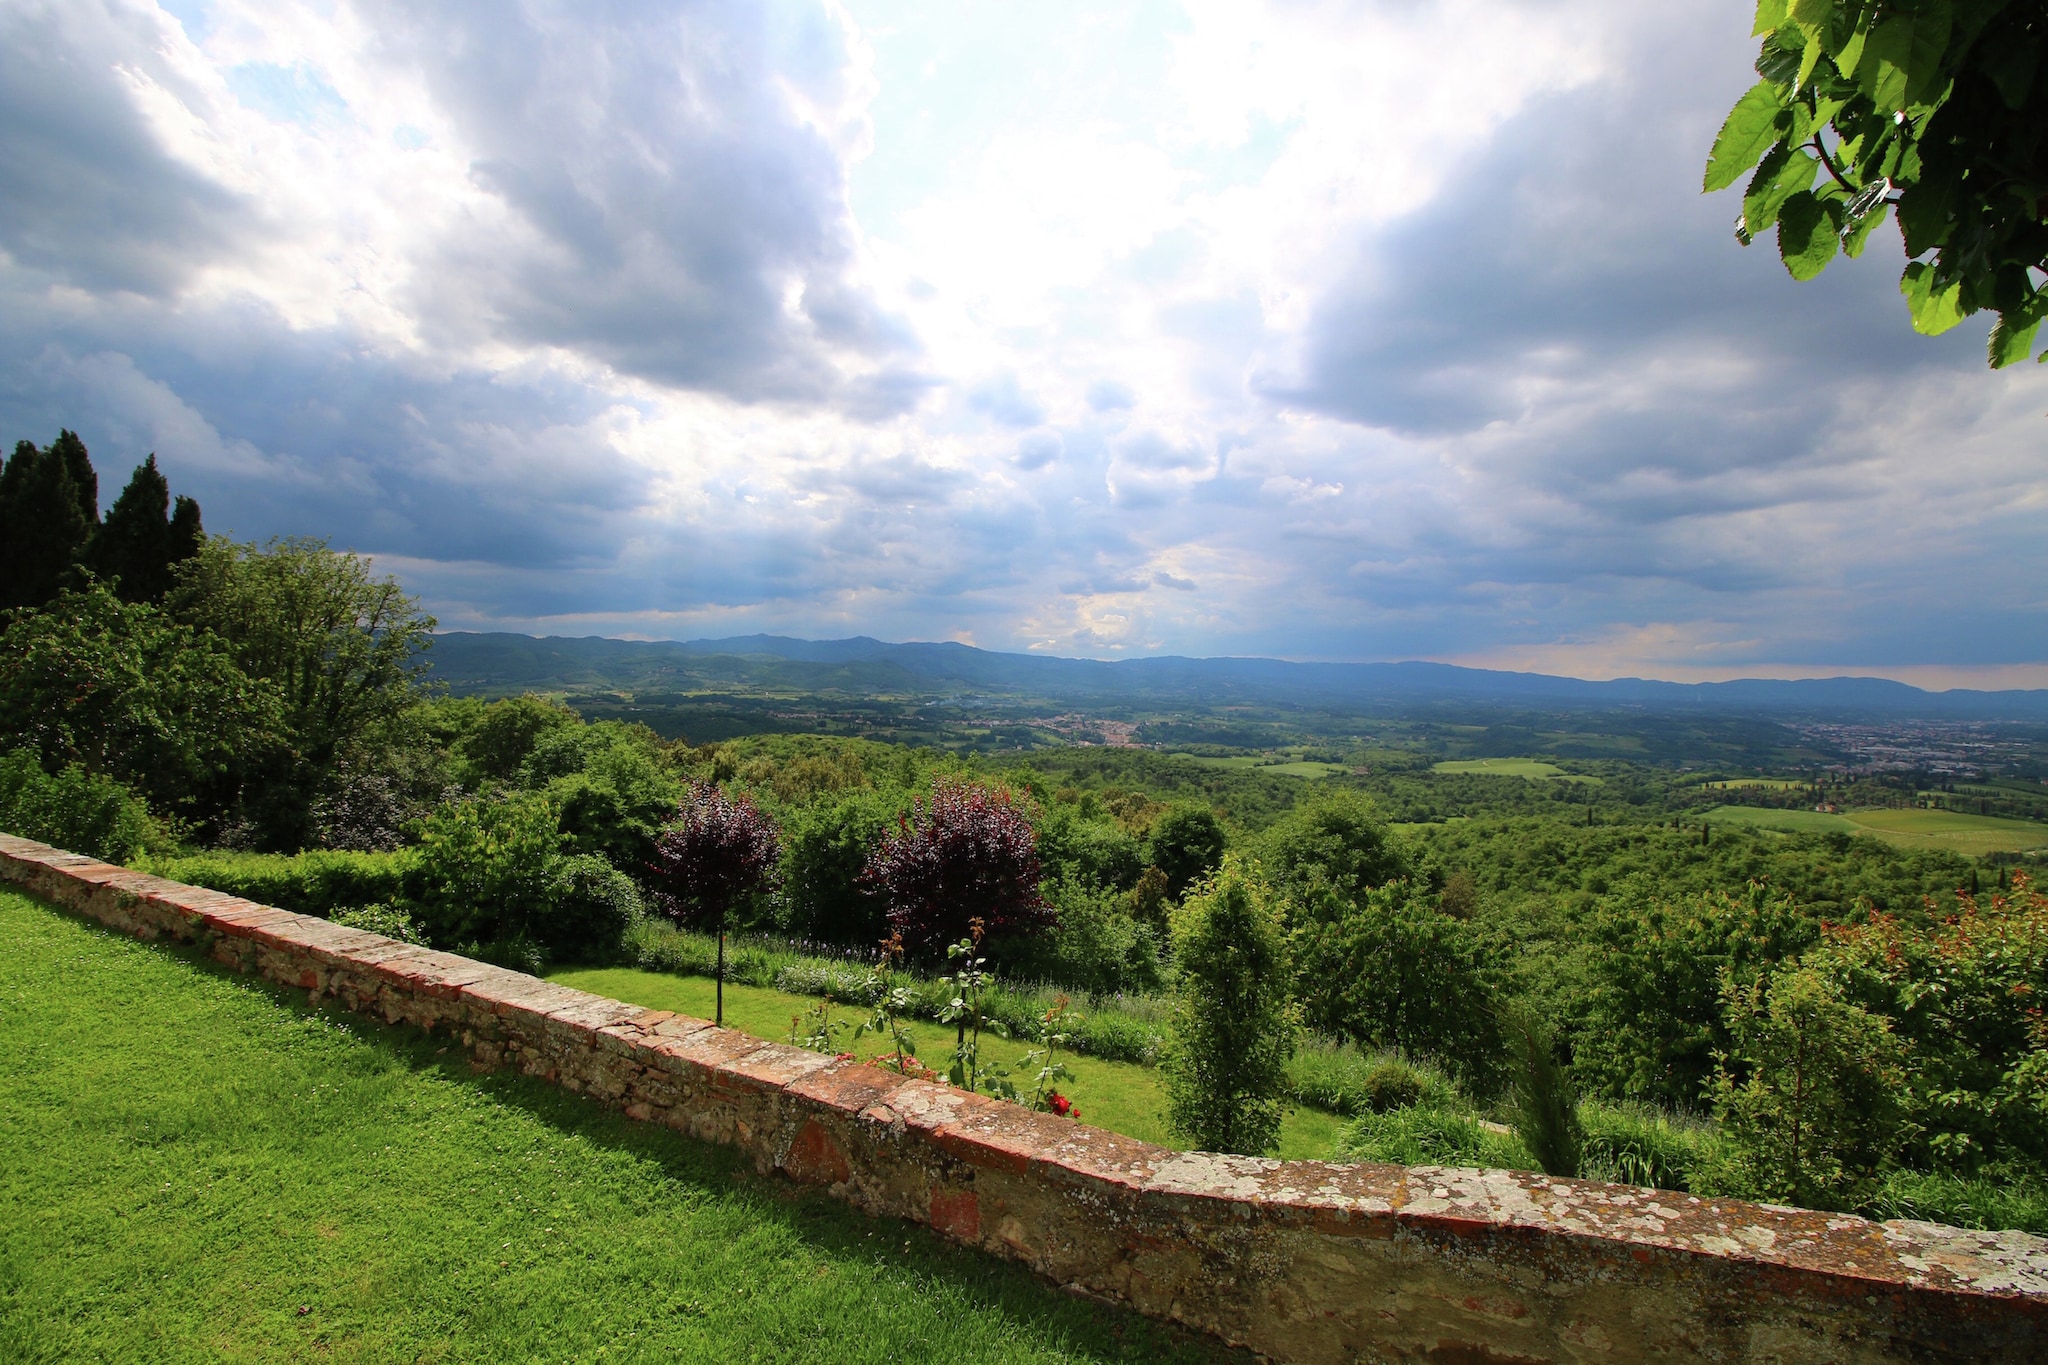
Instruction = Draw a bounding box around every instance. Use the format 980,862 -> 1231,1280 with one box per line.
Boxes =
67,909 -> 1248,1365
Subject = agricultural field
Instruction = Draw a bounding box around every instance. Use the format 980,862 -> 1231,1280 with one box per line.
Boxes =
1703,804 -> 2048,855
1429,758 -> 1602,783
551,967 -> 1347,1161
0,892 -> 1227,1365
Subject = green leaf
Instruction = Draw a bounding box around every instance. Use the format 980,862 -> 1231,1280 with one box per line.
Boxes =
1778,192 -> 1841,280
1990,310 -> 2042,368
1753,0 -> 1790,37
1744,146 -> 1820,234
1787,0 -> 1833,26
1901,261 -> 1967,335
1797,32 -> 1825,91
1859,3 -> 1953,110
1841,201 -> 1889,258
1705,83 -> 1792,191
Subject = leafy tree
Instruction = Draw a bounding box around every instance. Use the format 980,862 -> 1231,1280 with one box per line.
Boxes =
1705,1 -> 2048,365
1146,803 -> 1226,901
170,537 -> 436,846
1576,883 -> 1819,1109
1259,789 -> 1406,906
1712,964 -> 1906,1210
0,433 -> 98,610
648,781 -> 781,1024
456,695 -> 581,785
1163,857 -> 1295,1155
862,778 -> 1050,958
88,454 -> 203,604
1290,878 -> 1501,1086
777,787 -> 907,946
0,581 -> 280,823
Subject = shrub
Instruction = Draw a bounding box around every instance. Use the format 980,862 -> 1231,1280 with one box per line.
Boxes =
1334,1106 -> 1534,1171
0,748 -> 161,863
548,852 -> 643,963
1004,874 -> 1161,996
1711,964 -> 1907,1210
329,902 -> 425,945
863,779 -> 1050,959
1284,1040 -> 1457,1117
773,959 -> 885,1004
157,848 -> 410,917
1163,857 -> 1296,1155
403,793 -> 564,962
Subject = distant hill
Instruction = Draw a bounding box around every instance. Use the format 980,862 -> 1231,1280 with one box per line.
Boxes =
420,632 -> 2048,720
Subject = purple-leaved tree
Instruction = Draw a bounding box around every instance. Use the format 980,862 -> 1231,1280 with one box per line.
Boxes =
647,781 -> 779,1025
862,778 -> 1051,959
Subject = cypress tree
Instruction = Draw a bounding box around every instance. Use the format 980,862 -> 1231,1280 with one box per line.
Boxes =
90,454 -> 201,603
0,435 -> 96,610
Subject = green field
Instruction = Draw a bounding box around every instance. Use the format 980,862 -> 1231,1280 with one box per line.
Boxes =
1701,779 -> 1804,791
1703,805 -> 2048,855
1430,758 -> 1601,784
1169,754 -> 1345,778
1847,808 -> 2048,856
552,968 -> 1345,1162
0,892 -> 1228,1364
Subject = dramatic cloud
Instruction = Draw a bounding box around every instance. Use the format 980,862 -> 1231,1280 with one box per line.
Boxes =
1,0 -> 2043,680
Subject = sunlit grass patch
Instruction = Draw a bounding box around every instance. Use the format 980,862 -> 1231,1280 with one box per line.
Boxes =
0,890 -> 1233,1365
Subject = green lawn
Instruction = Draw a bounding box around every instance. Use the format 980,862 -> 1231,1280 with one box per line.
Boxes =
1703,804 -> 2048,855
0,890 -> 1233,1364
551,968 -> 1346,1162
1429,758 -> 1601,784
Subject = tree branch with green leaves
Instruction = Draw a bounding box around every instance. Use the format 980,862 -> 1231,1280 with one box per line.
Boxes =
1705,1 -> 2047,366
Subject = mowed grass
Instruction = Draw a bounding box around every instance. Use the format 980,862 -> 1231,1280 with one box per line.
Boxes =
551,968 -> 1346,1162
1703,805 -> 2048,855
1430,758 -> 1601,784
0,890 -> 1236,1365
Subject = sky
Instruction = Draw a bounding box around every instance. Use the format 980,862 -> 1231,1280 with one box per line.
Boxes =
3,0 -> 2045,688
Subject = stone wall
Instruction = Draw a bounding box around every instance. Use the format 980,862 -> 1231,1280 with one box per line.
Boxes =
6,831 -> 2046,1364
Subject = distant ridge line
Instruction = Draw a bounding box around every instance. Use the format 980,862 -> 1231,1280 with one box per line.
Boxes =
420,631 -> 2048,719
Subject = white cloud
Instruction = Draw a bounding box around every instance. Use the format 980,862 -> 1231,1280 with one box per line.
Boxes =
1,0 -> 2043,680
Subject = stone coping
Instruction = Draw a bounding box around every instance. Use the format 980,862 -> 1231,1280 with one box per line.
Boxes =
4,831 -> 2044,1363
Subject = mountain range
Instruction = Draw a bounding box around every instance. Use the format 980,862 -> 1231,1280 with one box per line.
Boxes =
421,632 -> 2048,720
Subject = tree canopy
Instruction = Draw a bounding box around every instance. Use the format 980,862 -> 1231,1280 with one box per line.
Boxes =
1705,1 -> 2048,365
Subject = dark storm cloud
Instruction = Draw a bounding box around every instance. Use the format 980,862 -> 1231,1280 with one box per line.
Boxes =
360,0 -> 922,410
0,1 -> 250,296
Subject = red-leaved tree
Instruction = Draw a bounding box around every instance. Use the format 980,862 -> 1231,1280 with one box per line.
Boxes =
647,781 -> 780,1025
862,778 -> 1050,958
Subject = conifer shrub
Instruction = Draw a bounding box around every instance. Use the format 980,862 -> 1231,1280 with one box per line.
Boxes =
1163,857 -> 1295,1155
